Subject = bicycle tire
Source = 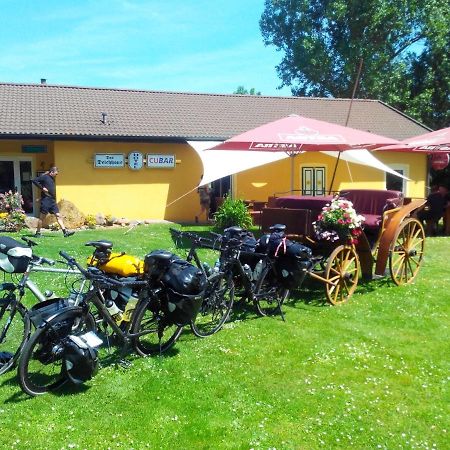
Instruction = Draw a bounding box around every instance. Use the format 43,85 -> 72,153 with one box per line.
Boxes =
131,298 -> 182,356
190,271 -> 234,338
254,266 -> 289,317
18,307 -> 95,396
0,295 -> 30,375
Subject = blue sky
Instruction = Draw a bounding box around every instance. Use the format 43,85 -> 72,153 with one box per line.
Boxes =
0,0 -> 292,96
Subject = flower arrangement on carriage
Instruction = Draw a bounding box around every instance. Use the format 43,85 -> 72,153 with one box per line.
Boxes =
313,196 -> 365,245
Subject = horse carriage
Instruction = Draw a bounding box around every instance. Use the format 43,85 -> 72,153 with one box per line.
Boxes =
259,189 -> 427,305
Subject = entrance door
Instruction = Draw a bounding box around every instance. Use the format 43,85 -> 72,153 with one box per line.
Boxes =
302,166 -> 326,196
0,159 -> 34,214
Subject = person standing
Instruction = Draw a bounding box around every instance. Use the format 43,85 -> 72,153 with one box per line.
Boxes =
195,184 -> 212,223
32,166 -> 74,237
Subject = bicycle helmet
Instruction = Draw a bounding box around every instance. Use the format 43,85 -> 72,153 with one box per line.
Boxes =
63,335 -> 99,385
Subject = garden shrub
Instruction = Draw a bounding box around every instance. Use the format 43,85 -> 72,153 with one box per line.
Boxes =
213,196 -> 252,230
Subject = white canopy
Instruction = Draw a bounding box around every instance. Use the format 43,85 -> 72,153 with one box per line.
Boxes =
188,141 -> 409,186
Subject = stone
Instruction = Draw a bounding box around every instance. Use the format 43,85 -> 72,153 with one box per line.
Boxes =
25,216 -> 39,229
95,213 -> 106,225
42,199 -> 86,229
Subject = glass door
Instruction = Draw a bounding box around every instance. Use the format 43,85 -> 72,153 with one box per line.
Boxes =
302,166 -> 326,195
0,159 -> 34,214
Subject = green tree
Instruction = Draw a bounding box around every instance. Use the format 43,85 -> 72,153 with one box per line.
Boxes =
260,0 -> 449,128
234,86 -> 262,95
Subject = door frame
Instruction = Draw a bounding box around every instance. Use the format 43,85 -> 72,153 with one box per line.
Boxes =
0,156 -> 35,215
301,165 -> 327,196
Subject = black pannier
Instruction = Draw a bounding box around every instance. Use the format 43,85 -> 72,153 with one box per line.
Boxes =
0,236 -> 32,273
28,298 -> 73,328
222,226 -> 258,267
161,260 -> 206,326
276,257 -> 312,289
144,250 -> 181,278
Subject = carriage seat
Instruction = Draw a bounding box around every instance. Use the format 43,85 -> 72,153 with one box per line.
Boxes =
339,189 -> 404,230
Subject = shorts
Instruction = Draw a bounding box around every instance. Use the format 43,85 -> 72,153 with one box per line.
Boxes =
40,197 -> 59,215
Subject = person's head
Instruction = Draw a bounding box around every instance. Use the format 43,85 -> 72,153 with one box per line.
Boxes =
48,166 -> 59,177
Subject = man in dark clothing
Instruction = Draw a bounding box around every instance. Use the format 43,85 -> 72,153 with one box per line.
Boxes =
417,185 -> 449,235
32,166 -> 74,237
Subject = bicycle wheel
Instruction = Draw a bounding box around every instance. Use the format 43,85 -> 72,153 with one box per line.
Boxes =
190,271 -> 234,337
254,266 -> 289,317
131,298 -> 183,356
0,291 -> 30,375
18,308 -> 94,396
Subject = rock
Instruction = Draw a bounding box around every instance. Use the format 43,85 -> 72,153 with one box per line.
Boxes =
95,213 -> 106,225
43,199 -> 85,229
116,218 -> 129,226
25,216 -> 39,229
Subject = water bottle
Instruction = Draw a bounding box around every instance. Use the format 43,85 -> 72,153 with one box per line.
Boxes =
122,295 -> 139,322
213,259 -> 221,273
243,263 -> 252,280
202,262 -> 212,277
253,259 -> 264,281
105,300 -> 123,324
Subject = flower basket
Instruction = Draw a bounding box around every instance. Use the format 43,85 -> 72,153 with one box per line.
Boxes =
313,196 -> 365,246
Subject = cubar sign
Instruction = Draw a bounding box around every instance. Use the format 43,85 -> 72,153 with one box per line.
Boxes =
147,154 -> 175,168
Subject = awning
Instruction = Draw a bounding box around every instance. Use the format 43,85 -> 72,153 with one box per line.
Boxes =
188,141 -> 409,186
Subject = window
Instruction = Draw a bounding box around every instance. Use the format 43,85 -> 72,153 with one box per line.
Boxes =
385,164 -> 408,194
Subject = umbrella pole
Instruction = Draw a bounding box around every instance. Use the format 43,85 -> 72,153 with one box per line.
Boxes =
329,58 -> 363,194
290,154 -> 295,193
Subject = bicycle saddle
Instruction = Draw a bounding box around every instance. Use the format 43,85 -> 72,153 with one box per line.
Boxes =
269,224 -> 286,232
85,240 -> 114,251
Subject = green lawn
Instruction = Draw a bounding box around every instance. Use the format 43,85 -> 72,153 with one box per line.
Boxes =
0,225 -> 449,449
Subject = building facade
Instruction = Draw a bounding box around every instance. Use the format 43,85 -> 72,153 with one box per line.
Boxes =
0,82 -> 430,222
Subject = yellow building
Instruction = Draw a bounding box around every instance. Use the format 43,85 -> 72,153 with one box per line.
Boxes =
0,82 -> 430,222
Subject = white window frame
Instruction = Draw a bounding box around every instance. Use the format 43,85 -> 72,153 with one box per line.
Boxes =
385,164 -> 409,195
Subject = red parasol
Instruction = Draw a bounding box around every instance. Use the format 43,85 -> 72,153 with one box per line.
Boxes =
208,115 -> 400,152
207,114 -> 401,192
376,127 -> 450,153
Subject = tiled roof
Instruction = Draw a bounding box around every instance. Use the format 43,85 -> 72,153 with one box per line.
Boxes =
0,82 -> 430,141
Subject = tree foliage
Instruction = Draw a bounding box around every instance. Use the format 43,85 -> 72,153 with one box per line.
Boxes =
234,86 -> 262,95
260,0 -> 449,128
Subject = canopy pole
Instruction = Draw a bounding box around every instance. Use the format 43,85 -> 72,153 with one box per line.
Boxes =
290,154 -> 295,193
329,58 -> 363,194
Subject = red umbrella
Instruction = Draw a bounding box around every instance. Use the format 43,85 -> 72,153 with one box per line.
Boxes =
377,127 -> 450,152
207,114 -> 401,192
208,115 -> 400,152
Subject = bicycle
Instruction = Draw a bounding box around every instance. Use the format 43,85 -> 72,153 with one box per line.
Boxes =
172,227 -> 289,323
18,249 -> 204,396
0,236 -> 84,375
170,228 -> 235,337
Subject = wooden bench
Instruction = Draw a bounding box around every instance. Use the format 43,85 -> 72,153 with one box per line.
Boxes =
261,207 -> 312,237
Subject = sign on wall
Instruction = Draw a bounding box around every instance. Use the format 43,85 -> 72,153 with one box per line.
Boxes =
147,154 -> 175,168
128,151 -> 144,170
94,154 -> 125,168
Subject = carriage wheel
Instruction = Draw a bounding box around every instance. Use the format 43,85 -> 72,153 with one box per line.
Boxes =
324,245 -> 360,305
389,218 -> 425,286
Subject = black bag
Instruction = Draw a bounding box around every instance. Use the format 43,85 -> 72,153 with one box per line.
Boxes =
161,259 -> 206,326
63,333 -> 100,384
0,236 -> 32,273
144,250 -> 181,278
28,298 -> 73,328
276,257 -> 312,289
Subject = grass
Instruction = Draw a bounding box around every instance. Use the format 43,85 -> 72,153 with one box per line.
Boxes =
0,224 -> 449,449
